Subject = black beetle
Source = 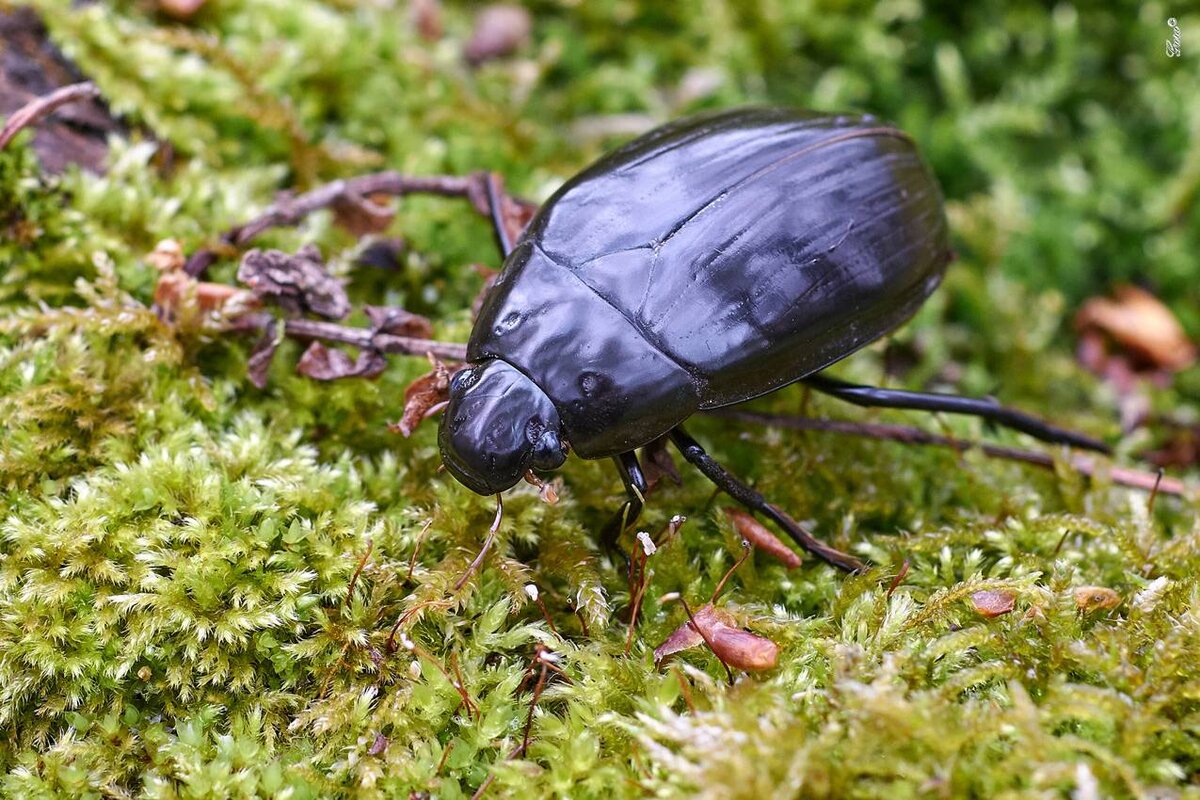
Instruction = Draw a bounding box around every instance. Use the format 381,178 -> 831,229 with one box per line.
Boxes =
439,107 -> 1107,571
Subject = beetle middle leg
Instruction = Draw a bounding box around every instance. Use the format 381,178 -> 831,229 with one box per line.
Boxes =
802,374 -> 1110,453
599,451 -> 648,570
667,426 -> 865,573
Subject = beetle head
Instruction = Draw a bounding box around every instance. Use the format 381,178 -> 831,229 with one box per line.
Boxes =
439,359 -> 567,495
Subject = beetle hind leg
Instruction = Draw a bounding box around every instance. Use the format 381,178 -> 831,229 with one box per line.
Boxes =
803,374 -> 1110,453
667,426 -> 865,573
599,451 -> 648,570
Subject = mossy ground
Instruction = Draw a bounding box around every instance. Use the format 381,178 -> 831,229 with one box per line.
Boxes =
1,1 -> 1199,797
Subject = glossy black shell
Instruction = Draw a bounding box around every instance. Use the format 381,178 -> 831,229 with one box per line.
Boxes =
469,108 -> 951,459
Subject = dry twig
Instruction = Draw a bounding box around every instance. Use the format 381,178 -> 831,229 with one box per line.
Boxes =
0,82 -> 101,150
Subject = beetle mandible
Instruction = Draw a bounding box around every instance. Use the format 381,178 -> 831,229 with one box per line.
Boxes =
438,107 -> 1107,571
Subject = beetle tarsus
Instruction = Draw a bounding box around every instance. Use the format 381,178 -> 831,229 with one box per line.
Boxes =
600,451 -> 647,573
803,374 -> 1110,454
667,426 -> 866,573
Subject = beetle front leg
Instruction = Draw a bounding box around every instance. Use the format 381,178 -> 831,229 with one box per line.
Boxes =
803,374 -> 1110,453
667,426 -> 865,573
599,451 -> 648,568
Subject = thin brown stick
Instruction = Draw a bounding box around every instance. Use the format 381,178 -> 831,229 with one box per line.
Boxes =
185,171 -> 494,277
281,318 -> 469,362
0,82 -> 101,150
709,409 -> 1189,497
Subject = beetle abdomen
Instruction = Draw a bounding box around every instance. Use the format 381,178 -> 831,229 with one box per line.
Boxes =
471,108 -> 950,455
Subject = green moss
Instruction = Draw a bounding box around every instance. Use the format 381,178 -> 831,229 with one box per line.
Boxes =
1,0 -> 1198,796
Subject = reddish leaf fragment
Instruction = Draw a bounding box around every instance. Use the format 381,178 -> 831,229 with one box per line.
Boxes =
394,362 -> 453,436
1075,286 -> 1196,373
654,604 -> 780,672
237,245 -> 351,320
410,0 -> 443,41
970,590 -> 1016,619
364,305 -> 433,339
723,508 -> 802,569
641,436 -> 682,490
296,341 -> 387,381
464,4 -> 532,66
158,0 -> 206,20
1074,586 -> 1121,613
367,732 -> 388,756
653,615 -> 706,664
331,192 -> 396,237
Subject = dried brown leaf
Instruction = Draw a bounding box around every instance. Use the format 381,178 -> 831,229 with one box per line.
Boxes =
296,341 -> 387,381
970,590 -> 1016,619
158,0 -> 206,20
410,0 -> 443,41
331,192 -> 396,237
654,603 -> 780,672
393,362 -> 453,436
237,245 -> 351,320
642,436 -> 682,490
364,305 -> 433,339
723,507 -> 802,568
1074,586 -> 1121,613
367,732 -> 388,757
1075,285 -> 1196,373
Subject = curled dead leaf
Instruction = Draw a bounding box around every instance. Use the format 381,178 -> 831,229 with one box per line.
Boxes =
653,603 -> 779,672
331,192 -> 396,237
1075,286 -> 1196,373
723,507 -> 802,568
364,305 -> 433,339
296,341 -> 387,381
641,436 -> 682,490
970,590 -> 1016,619
392,360 -> 453,437
1074,586 -> 1121,613
237,245 -> 351,320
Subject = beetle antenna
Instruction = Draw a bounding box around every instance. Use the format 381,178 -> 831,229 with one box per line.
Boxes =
453,493 -> 505,591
